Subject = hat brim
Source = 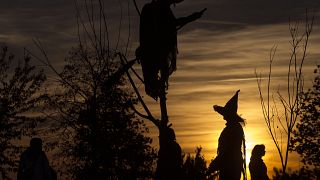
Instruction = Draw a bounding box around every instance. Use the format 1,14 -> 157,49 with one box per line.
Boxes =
213,105 -> 244,122
213,105 -> 226,116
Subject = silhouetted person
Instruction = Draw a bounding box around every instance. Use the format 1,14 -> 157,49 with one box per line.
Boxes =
137,0 -> 206,99
17,138 -> 53,180
209,90 -> 246,180
155,126 -> 182,180
249,144 -> 269,180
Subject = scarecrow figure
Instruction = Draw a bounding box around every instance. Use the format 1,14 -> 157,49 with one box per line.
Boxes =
137,0 -> 206,99
209,90 -> 246,180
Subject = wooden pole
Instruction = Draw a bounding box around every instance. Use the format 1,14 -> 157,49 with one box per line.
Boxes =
159,78 -> 168,126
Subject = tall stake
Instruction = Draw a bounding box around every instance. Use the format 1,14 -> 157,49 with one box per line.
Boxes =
159,79 -> 168,125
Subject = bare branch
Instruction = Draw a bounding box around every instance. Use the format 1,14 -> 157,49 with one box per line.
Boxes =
117,53 -> 160,127
133,0 -> 141,16
130,103 -> 150,120
115,0 -> 123,51
125,0 -> 131,56
26,42 -> 88,100
256,13 -> 314,174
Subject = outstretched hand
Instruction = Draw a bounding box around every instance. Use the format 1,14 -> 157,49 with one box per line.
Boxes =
191,8 -> 207,21
176,8 -> 207,30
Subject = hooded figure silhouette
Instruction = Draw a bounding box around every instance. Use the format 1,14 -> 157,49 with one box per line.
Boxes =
17,138 -> 55,180
209,90 -> 246,180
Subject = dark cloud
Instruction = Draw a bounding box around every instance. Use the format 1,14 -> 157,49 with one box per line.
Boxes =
0,0 -> 135,63
0,0 -> 318,61
175,0 -> 320,24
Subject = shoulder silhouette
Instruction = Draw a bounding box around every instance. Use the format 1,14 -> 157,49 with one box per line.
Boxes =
17,138 -> 56,180
249,144 -> 269,180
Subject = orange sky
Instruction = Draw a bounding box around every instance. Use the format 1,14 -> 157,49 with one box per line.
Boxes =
137,23 -> 320,178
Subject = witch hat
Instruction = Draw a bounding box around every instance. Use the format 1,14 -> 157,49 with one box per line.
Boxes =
213,90 -> 244,122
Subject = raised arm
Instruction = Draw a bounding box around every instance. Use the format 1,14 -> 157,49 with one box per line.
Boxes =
176,8 -> 206,29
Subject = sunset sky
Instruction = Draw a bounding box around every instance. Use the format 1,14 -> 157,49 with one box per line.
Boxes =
1,0 -> 320,178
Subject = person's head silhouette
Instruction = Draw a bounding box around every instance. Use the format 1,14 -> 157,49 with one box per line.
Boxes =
30,138 -> 43,152
249,144 -> 269,180
167,127 -> 176,141
251,144 -> 266,159
160,126 -> 176,141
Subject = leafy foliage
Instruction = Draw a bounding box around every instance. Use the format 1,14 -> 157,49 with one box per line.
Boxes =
182,147 -> 218,180
290,65 -> 320,178
0,46 -> 47,179
272,167 -> 315,180
48,47 -> 156,179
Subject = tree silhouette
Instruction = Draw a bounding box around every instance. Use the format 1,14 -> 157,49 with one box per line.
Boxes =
181,147 -> 218,180
182,147 -> 209,180
29,0 -> 205,178
0,46 -> 47,179
255,13 -> 314,176
47,47 -> 156,179
271,167 -> 314,180
124,2 -> 205,179
28,0 -> 157,179
290,65 -> 320,178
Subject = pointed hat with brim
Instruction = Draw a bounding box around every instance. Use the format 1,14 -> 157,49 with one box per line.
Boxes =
213,90 -> 244,122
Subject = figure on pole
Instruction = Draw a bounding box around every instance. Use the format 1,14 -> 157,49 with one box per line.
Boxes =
133,1 -> 206,179
137,0 -> 206,100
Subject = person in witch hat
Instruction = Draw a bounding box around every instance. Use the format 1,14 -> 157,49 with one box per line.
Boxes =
208,90 -> 246,180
